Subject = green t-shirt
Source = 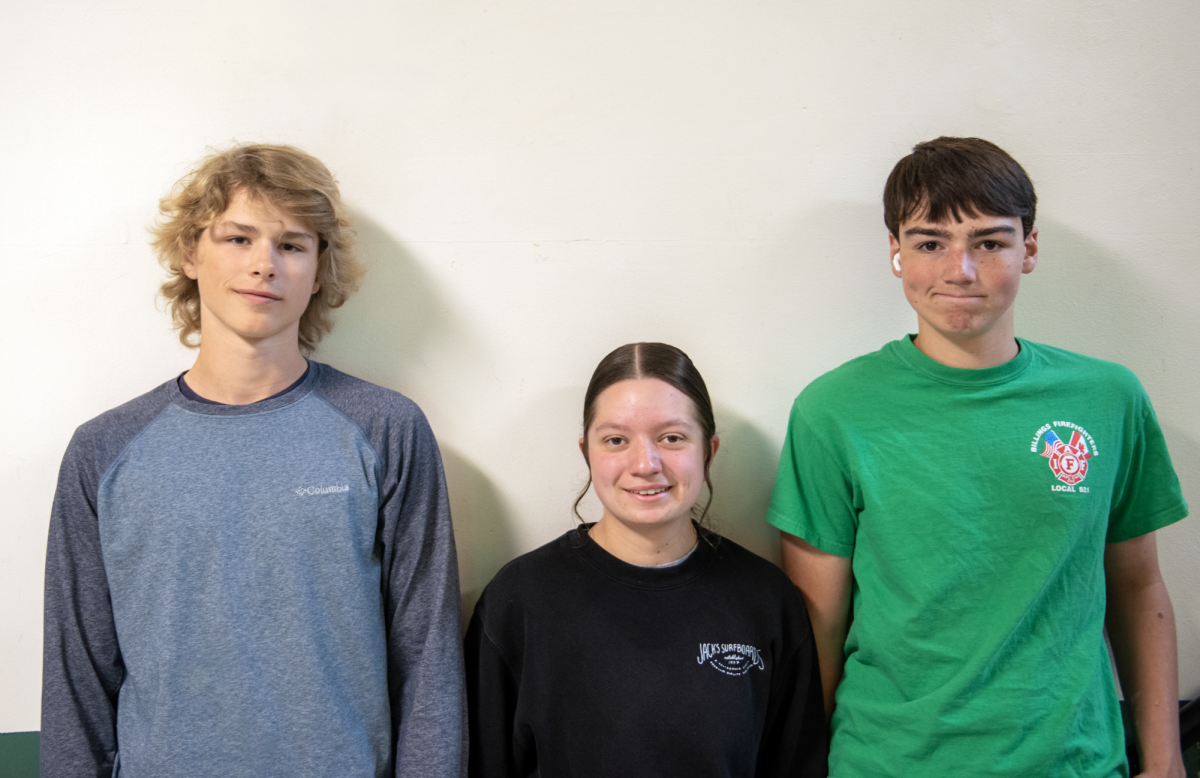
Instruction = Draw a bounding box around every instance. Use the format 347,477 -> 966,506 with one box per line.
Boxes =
767,336 -> 1188,778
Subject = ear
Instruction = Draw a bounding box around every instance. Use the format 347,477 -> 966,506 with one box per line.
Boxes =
578,437 -> 586,456
1021,226 -> 1039,274
705,436 -> 720,475
888,233 -> 902,278
311,278 -> 321,295
181,249 -> 199,280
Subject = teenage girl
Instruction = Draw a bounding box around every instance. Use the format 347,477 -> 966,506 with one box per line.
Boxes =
465,342 -> 828,777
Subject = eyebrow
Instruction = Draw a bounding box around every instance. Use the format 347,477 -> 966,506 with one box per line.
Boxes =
968,225 -> 1017,239
903,224 -> 1017,240
215,221 -> 316,244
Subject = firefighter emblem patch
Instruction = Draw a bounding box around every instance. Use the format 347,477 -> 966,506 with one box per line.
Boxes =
1030,422 -> 1098,491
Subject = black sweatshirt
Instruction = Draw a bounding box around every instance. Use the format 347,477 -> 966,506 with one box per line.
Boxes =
465,527 -> 828,777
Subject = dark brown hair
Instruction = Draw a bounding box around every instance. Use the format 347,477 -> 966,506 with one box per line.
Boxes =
883,136 -> 1037,238
573,342 -> 718,525
151,143 -> 364,352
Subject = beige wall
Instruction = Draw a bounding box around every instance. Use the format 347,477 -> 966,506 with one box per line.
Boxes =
2,0 -> 1197,731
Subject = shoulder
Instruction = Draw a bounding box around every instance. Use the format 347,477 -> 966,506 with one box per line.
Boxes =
1022,340 -> 1147,397
472,530 -> 590,627
783,341 -> 902,435
708,534 -> 799,591
75,380 -> 175,440
308,363 -> 441,460
479,532 -> 578,601
68,380 -> 176,475
310,362 -> 429,424
796,341 -> 901,406
705,533 -> 814,633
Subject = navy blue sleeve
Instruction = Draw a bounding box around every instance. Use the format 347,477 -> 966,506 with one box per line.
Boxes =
316,365 -> 467,777
41,386 -> 172,778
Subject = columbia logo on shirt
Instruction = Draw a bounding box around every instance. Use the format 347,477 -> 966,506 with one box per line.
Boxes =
294,484 -> 350,497
697,643 -> 765,676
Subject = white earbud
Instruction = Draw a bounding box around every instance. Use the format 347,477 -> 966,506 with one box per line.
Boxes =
892,253 -> 902,272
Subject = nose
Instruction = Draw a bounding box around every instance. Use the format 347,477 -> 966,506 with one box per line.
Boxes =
630,438 -> 662,476
250,242 -> 278,279
945,246 -> 977,283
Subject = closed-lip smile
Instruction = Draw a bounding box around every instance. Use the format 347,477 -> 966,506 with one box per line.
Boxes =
236,288 -> 281,302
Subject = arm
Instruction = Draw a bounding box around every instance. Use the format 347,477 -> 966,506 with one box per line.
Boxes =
1104,531 -> 1184,778
779,531 -> 852,722
381,413 -> 467,778
754,595 -> 830,777
41,435 -> 124,778
463,604 -> 522,778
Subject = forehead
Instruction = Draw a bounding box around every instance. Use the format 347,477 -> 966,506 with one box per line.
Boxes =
900,209 -> 1022,236
590,379 -> 700,429
211,189 -> 315,235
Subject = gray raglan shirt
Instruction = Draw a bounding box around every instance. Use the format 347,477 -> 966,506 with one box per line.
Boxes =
42,362 -> 466,778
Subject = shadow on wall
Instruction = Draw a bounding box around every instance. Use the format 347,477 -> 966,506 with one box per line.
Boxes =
441,445 -> 515,629
1019,219 -> 1185,377
1158,421 -> 1200,520
315,210 -> 469,391
708,404 -> 783,566
782,199 -> 914,365
1157,417 -> 1200,703
313,212 -> 514,628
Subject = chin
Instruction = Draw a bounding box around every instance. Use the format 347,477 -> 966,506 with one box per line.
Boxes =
638,513 -> 692,528
930,316 -> 987,337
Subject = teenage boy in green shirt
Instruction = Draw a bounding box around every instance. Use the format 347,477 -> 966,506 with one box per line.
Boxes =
767,136 -> 1188,777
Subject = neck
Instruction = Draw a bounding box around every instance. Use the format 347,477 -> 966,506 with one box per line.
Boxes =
588,515 -> 698,567
912,322 -> 1019,369
184,329 -> 309,405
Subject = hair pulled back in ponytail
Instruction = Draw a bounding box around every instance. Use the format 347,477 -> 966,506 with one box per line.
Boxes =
573,342 -> 717,526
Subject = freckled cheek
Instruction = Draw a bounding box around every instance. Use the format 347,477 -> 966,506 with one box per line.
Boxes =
901,282 -> 924,307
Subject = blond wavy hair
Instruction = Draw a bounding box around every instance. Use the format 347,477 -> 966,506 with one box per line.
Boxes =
151,143 -> 364,352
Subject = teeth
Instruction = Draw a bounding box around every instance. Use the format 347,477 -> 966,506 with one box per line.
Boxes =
631,488 -> 667,495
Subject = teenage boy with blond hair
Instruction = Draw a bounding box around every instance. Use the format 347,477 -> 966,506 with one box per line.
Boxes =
42,144 -> 465,777
768,137 -> 1188,777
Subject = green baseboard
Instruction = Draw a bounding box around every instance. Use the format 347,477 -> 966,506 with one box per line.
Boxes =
0,732 -> 38,778
4,705 -> 1196,777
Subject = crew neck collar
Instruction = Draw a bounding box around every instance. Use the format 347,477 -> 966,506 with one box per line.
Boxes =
569,523 -> 719,589
895,334 -> 1033,387
168,360 -> 320,416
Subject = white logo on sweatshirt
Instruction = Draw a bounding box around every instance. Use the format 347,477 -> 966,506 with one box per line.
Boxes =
294,484 -> 350,497
697,643 -> 765,676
